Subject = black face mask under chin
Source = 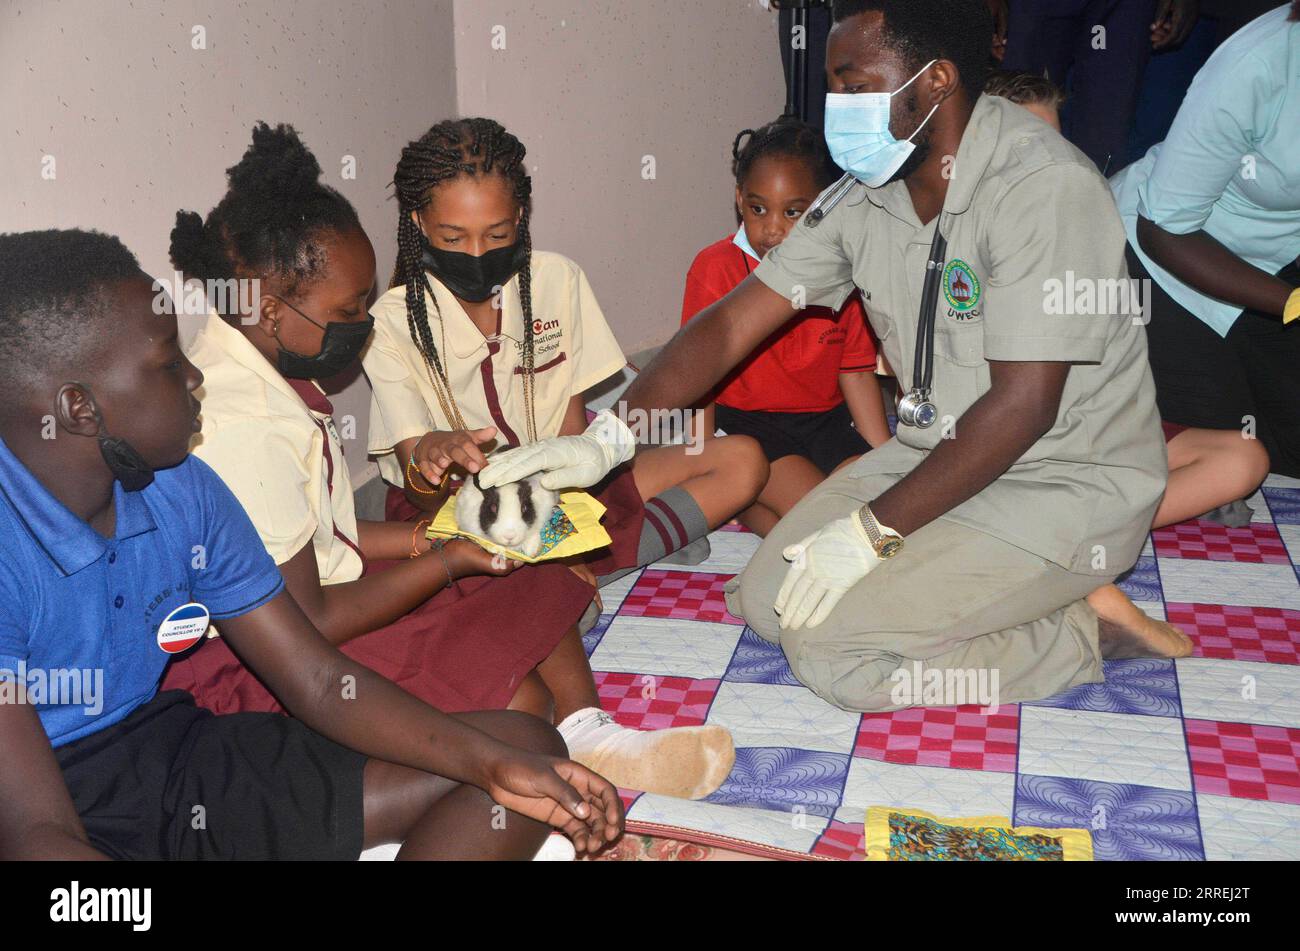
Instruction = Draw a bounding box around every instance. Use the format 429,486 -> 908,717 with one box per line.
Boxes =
272,296 -> 375,380
421,237 -> 528,303
79,397 -> 155,492
98,431 -> 156,492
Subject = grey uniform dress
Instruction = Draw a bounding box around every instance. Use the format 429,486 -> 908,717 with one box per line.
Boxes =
725,95 -> 1167,712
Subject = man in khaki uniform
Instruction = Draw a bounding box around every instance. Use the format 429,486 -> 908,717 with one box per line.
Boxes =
483,0 -> 1185,712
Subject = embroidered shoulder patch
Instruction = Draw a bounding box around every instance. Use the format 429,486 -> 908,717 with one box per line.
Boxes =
942,259 -> 981,313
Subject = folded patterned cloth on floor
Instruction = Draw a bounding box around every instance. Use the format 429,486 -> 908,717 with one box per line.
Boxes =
865,807 -> 1093,861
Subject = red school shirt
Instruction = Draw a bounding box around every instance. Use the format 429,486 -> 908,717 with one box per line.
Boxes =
680,236 -> 877,414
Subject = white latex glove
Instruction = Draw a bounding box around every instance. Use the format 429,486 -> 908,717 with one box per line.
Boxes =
477,408 -> 637,491
775,512 -> 885,631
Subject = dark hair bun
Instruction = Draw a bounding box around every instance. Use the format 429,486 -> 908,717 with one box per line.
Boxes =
168,209 -> 210,276
226,122 -> 323,204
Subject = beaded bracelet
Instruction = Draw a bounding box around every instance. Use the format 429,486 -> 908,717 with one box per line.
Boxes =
408,519 -> 431,559
406,453 -> 443,495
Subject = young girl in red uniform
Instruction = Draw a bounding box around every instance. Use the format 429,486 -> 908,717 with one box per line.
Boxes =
681,117 -> 892,536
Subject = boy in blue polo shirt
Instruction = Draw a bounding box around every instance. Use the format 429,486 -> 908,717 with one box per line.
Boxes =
0,229 -> 622,860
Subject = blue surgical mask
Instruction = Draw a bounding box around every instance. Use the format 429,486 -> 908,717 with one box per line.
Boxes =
732,225 -> 761,262
824,59 -> 938,188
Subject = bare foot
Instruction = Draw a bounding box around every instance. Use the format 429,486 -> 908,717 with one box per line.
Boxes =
1087,584 -> 1194,660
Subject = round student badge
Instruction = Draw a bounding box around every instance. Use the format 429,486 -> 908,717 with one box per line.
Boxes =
156,602 -> 211,654
942,259 -> 982,317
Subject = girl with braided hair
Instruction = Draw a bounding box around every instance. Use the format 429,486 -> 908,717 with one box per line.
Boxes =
162,122 -> 733,804
680,117 -> 892,536
365,118 -> 764,792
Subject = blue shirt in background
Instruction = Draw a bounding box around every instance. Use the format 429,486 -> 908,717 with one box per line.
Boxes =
0,437 -> 283,747
1110,5 -> 1300,337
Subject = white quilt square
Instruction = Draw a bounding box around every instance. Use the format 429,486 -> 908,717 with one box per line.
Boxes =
1176,657 -> 1300,728
1018,706 -> 1191,791
1157,558 -> 1300,611
706,681 -> 862,754
1197,794 -> 1300,860
587,614 -> 743,680
834,756 -> 1015,826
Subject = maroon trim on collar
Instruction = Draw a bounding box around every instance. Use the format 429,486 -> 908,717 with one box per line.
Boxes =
285,378 -> 335,416
480,339 -> 521,449
304,408 -> 366,572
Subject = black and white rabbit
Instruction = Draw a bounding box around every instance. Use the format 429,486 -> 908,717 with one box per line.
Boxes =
454,470 -> 560,558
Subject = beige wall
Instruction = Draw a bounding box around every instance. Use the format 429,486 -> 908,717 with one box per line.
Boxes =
453,0 -> 785,353
2,0 -> 457,481
2,0 -> 786,479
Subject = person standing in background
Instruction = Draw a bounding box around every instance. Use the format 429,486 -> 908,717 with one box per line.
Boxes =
1000,0 -> 1198,173
1109,3 -> 1300,476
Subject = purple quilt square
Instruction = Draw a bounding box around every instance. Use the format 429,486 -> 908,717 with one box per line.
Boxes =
704,746 -> 850,819
722,626 -> 802,686
1025,658 -> 1180,718
1014,774 -> 1203,861
1115,555 -> 1162,603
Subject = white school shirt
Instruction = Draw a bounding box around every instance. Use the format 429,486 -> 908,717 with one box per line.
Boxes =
187,312 -> 365,587
363,250 -> 627,487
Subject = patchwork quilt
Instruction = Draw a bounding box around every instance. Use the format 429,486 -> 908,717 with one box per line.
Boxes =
588,478 -> 1300,861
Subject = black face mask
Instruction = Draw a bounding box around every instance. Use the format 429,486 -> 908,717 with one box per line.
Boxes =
273,297 -> 374,380
421,238 -> 528,303
99,432 -> 156,492
77,394 -> 154,492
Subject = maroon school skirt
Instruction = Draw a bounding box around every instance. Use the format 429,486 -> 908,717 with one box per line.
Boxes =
160,556 -> 594,715
385,462 -> 647,577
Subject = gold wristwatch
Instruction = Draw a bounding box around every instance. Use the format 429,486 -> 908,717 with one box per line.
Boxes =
857,504 -> 904,559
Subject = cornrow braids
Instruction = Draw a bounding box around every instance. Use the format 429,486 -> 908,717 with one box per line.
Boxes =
169,122 -> 362,317
390,117 -> 539,443
732,116 -> 838,190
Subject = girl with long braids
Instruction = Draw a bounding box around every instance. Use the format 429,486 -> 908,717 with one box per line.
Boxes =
164,122 -> 735,802
368,116 -> 767,581
365,118 -> 763,791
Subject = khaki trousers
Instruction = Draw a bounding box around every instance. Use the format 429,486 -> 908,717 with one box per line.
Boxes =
725,465 -> 1111,712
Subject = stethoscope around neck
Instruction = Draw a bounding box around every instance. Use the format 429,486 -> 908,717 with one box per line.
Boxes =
897,220 -> 948,429
807,178 -> 948,429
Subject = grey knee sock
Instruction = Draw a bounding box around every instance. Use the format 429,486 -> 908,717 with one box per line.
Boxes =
597,486 -> 709,587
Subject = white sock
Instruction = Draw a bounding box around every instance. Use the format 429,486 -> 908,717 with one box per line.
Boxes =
557,707 -> 735,801
532,833 -> 577,862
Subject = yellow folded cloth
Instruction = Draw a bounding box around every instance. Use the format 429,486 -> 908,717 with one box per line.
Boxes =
865,806 -> 1093,861
428,489 -> 613,564
1284,287 -> 1300,325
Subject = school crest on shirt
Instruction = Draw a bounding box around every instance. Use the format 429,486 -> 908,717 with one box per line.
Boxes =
524,316 -> 564,360
942,259 -> 982,320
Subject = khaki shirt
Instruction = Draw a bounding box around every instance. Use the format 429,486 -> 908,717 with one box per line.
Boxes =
755,95 -> 1166,575
188,313 -> 364,587
364,250 -> 627,487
